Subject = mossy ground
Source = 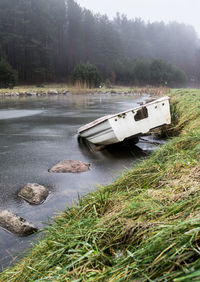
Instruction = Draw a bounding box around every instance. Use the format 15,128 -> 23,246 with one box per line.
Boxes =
1,89 -> 200,281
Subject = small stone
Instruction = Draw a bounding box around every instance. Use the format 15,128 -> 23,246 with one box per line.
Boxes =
48,89 -> 58,95
26,92 -> 37,96
49,160 -> 90,173
18,183 -> 49,205
0,210 -> 38,236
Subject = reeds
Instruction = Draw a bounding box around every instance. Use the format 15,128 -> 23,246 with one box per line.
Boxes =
1,89 -> 200,281
130,86 -> 170,96
68,80 -> 96,94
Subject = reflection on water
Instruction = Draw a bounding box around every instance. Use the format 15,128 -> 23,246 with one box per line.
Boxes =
78,135 -> 149,160
0,93 -> 159,270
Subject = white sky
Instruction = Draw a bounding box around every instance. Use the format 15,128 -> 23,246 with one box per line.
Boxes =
77,0 -> 200,36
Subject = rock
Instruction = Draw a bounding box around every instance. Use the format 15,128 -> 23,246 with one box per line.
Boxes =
0,210 -> 38,236
18,183 -> 49,205
37,92 -> 45,96
49,160 -> 90,173
48,89 -> 58,95
26,92 -> 37,96
9,92 -> 18,96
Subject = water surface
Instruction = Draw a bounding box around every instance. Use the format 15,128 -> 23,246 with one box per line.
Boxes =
0,110 -> 43,120
0,93 -> 157,270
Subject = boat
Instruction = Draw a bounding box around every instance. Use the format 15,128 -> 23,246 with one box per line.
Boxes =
78,96 -> 171,146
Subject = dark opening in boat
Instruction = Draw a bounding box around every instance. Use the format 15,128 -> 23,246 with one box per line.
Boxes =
134,107 -> 148,121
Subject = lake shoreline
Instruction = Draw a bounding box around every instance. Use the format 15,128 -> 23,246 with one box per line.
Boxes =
1,89 -> 200,281
0,85 -> 170,98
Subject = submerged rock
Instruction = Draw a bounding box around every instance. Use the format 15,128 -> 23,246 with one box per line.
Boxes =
49,160 -> 90,173
26,91 -> 37,96
18,183 -> 49,205
0,210 -> 38,236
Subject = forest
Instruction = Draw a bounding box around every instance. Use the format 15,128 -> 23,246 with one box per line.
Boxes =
0,0 -> 199,86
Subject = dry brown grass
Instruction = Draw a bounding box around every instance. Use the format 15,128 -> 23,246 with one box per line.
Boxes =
68,81 -> 95,94
130,86 -> 170,96
148,165 -> 200,203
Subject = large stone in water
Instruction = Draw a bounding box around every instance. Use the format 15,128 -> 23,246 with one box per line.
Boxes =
49,160 -> 90,173
18,183 -> 49,205
0,210 -> 38,236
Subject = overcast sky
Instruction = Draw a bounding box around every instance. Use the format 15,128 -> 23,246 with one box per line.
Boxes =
77,0 -> 200,36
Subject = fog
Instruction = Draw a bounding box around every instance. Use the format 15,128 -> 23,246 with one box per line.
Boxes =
0,0 -> 199,86
77,0 -> 200,36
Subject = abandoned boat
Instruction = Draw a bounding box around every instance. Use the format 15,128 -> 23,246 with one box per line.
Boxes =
78,96 -> 171,146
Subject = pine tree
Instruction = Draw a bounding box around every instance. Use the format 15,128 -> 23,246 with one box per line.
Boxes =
0,59 -> 18,88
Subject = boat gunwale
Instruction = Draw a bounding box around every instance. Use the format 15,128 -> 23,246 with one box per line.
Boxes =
78,96 -> 170,134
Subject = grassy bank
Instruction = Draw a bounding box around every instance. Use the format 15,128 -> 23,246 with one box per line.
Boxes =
1,89 -> 200,281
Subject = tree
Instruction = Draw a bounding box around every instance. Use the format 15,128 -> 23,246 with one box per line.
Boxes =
72,62 -> 102,88
149,59 -> 187,86
150,59 -> 167,85
0,0 -> 197,84
134,59 -> 150,85
0,59 -> 18,88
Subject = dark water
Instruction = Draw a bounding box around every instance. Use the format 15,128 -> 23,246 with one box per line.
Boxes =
0,93 -> 157,270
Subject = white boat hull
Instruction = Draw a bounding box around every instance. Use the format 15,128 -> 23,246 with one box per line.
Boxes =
78,97 -> 171,145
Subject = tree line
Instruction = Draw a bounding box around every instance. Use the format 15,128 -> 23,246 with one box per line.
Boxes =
0,0 -> 199,87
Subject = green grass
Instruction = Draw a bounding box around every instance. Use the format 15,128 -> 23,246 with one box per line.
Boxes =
1,89 -> 200,281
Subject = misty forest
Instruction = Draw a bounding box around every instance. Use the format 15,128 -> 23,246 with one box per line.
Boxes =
0,0 -> 200,87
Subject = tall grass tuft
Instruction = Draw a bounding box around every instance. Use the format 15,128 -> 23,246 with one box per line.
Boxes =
68,80 -> 95,94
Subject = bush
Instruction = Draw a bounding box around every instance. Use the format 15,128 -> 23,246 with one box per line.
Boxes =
0,59 -> 18,88
72,62 -> 102,88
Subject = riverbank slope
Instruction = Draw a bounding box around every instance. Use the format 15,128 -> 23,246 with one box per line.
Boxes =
1,89 -> 200,281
